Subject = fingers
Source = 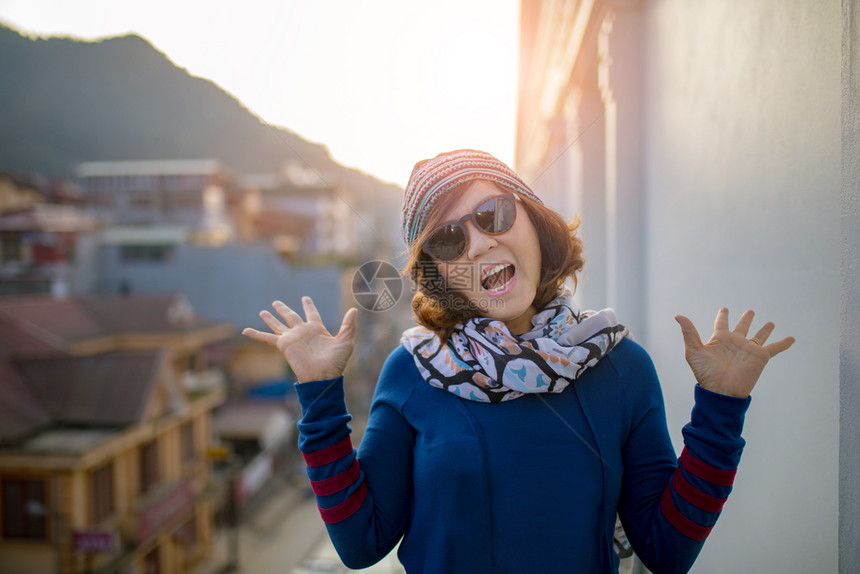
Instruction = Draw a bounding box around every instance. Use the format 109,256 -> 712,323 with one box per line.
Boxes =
247,299 -> 318,341
765,335 -> 795,357
694,307 -> 795,358
674,314 -> 704,350
241,327 -> 278,347
732,309 -> 755,337
250,297 -> 339,339
273,300 -> 302,327
336,307 -> 358,339
713,307 -> 729,332
728,310 -> 792,353
260,310 -> 288,334
749,321 -> 775,345
302,296 -> 323,324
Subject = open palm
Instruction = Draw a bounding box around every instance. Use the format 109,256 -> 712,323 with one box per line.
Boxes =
243,297 -> 358,383
675,308 -> 795,398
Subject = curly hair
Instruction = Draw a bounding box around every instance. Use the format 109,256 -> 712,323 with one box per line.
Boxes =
403,182 -> 585,343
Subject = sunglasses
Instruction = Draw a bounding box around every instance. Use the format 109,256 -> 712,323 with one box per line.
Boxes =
420,193 -> 518,261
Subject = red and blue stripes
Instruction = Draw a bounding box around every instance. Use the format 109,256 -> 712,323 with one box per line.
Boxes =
303,436 -> 367,524
660,447 -> 736,541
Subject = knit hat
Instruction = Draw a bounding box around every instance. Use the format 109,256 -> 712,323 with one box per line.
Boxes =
401,149 -> 543,247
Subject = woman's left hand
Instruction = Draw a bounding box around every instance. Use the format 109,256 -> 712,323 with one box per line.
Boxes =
674,308 -> 795,398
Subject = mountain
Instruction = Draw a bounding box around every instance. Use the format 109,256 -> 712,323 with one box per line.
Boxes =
0,23 -> 391,186
0,23 -> 405,251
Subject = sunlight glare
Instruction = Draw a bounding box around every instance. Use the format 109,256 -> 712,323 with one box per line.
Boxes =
0,0 -> 521,186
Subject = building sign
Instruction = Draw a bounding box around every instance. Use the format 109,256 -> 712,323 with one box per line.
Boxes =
73,529 -> 119,553
137,479 -> 194,543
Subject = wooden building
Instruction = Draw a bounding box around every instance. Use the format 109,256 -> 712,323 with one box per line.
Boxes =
0,294 -> 233,574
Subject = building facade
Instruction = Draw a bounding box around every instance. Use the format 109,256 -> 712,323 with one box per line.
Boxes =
0,172 -> 97,298
516,0 -> 856,571
237,159 -> 354,260
76,160 -> 232,236
0,295 -> 233,574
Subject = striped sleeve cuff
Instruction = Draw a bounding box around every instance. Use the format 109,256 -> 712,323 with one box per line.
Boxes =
659,447 -> 735,541
310,458 -> 362,496
303,436 -> 354,467
318,482 -> 369,524
300,430 -> 366,524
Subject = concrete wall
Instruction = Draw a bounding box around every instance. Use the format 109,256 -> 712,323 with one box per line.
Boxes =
642,1 -> 842,571
840,1 -> 860,571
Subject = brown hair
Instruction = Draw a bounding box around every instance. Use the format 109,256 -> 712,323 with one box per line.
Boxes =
404,182 -> 586,343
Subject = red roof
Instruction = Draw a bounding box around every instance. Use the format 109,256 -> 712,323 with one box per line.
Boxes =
79,295 -> 207,334
12,352 -> 165,429
0,320 -> 63,356
0,297 -> 103,347
0,294 -> 213,356
0,360 -> 52,442
0,293 -> 224,443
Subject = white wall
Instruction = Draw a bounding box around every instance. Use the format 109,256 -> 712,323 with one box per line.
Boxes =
642,1 -> 842,571
840,2 -> 860,570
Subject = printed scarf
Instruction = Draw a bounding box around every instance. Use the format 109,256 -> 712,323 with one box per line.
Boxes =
401,290 -> 628,403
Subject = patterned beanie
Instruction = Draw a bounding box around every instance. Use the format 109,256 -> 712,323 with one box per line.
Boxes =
401,149 -> 543,247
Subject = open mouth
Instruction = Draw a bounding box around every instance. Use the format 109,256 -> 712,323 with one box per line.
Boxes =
481,263 -> 516,295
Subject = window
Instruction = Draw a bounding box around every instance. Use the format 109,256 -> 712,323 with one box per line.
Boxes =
176,516 -> 197,553
120,245 -> 175,263
180,421 -> 195,464
144,546 -> 160,574
1,478 -> 47,540
91,462 -> 114,523
0,234 -> 22,263
140,440 -> 159,494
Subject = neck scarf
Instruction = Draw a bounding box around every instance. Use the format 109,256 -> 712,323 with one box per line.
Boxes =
401,290 -> 628,403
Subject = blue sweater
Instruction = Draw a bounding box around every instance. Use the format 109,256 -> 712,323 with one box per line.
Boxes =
295,338 -> 750,573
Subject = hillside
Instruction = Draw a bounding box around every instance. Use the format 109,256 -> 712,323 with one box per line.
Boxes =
0,23 -> 404,250
0,24 -> 399,186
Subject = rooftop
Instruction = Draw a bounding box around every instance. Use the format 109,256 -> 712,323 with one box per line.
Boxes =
0,351 -> 166,443
76,159 -> 223,178
0,292 -> 233,443
0,427 -> 118,456
0,293 -> 216,356
0,204 -> 99,232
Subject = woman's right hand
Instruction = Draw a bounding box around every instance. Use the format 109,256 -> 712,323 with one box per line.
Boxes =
242,296 -> 358,383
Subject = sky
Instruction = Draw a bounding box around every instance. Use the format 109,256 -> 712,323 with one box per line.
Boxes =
0,0 -> 521,187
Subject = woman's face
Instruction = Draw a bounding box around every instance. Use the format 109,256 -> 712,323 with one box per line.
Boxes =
430,180 -> 542,334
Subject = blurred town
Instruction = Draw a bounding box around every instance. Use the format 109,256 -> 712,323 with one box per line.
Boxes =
0,18 -> 414,574
1,2 -> 857,574
0,160 -> 410,574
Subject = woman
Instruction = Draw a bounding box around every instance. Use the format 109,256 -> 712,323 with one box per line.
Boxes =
243,149 -> 794,573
